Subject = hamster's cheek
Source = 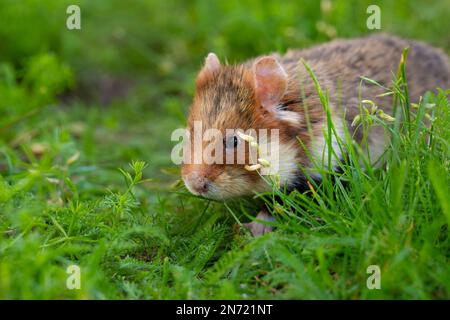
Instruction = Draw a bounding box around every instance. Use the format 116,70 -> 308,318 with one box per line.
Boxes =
207,170 -> 244,199
210,167 -> 268,199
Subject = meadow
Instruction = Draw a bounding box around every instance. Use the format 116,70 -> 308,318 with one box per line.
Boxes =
0,0 -> 449,299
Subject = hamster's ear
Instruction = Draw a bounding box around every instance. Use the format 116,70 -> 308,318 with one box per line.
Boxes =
198,53 -> 221,78
253,56 -> 287,112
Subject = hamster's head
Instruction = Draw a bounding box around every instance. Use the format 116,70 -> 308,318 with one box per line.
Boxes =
181,53 -> 302,200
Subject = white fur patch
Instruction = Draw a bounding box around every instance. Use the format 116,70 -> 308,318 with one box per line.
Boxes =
257,134 -> 299,186
208,172 -> 258,200
362,126 -> 389,167
309,112 -> 345,179
276,110 -> 302,126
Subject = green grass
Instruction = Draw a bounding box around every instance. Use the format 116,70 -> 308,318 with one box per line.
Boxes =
0,0 -> 449,299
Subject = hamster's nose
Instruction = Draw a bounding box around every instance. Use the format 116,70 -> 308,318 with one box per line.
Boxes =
183,173 -> 211,195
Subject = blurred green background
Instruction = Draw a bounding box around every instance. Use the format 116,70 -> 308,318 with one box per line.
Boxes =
0,0 -> 449,299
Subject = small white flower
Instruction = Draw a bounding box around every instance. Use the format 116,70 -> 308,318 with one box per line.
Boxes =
371,105 -> 378,114
244,164 -> 262,171
351,115 -> 361,127
66,151 -> 80,165
361,99 -> 375,106
378,111 -> 396,122
46,177 -> 60,184
236,131 -> 255,143
424,113 -> 436,122
250,141 -> 259,148
258,158 -> 271,167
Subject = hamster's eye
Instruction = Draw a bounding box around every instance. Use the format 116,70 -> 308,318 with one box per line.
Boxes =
224,135 -> 239,149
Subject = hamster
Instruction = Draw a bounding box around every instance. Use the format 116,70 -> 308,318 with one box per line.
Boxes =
181,34 -> 450,236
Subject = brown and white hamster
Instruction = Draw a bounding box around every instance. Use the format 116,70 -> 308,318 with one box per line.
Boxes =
181,34 -> 450,236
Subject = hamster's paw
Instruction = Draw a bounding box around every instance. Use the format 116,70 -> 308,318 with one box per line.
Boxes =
243,209 -> 275,237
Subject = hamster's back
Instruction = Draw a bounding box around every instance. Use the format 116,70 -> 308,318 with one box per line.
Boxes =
278,34 -> 450,161
280,34 -> 449,129
283,34 -> 450,104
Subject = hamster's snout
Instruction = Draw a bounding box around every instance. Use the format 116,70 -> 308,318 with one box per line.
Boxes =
182,171 -> 211,196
